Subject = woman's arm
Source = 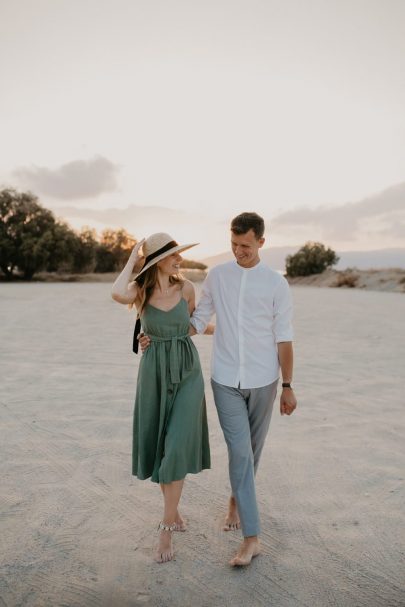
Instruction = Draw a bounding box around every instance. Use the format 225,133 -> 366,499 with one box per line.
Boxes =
111,239 -> 145,305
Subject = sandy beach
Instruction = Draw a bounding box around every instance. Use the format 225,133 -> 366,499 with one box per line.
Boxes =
9,266 -> 405,294
1,282 -> 405,607
286,267 -> 405,293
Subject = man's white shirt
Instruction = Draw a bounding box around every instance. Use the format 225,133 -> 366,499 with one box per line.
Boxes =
190,260 -> 293,389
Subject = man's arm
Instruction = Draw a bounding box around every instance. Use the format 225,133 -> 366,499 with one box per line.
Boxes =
277,341 -> 297,416
273,278 -> 297,416
189,272 -> 215,334
183,276 -> 216,335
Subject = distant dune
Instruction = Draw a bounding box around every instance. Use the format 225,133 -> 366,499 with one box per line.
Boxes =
287,267 -> 405,293
203,247 -> 405,272
203,246 -> 296,271
337,248 -> 405,270
5,258 -> 405,294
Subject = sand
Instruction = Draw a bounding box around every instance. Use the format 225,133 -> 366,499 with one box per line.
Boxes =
286,267 -> 405,293
8,266 -> 405,294
1,282 -> 405,607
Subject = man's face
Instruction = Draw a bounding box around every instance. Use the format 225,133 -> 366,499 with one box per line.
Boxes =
231,229 -> 265,268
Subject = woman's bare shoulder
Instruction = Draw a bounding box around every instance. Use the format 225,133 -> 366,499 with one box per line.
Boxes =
182,279 -> 195,297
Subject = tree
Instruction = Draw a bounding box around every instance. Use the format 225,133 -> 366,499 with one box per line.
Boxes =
285,241 -> 339,277
0,188 -> 76,279
0,189 -> 142,278
45,221 -> 82,273
95,228 -> 136,272
71,227 -> 98,273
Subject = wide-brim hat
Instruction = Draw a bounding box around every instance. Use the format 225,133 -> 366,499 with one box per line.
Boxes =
135,232 -> 198,279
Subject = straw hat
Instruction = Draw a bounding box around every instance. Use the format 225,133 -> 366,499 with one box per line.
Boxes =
135,232 -> 198,279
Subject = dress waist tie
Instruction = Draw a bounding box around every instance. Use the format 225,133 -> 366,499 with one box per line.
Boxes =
149,333 -> 192,384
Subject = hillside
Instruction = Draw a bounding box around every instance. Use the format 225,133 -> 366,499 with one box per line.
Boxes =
203,247 -> 405,271
286,267 -> 405,293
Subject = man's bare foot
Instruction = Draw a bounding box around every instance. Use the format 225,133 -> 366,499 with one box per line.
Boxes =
223,496 -> 241,531
229,537 -> 261,567
173,511 -> 187,532
154,529 -> 174,563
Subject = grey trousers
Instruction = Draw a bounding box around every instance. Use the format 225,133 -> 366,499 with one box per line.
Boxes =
211,378 -> 278,537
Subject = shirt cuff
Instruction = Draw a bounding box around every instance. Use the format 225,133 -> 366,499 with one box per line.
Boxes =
190,317 -> 207,334
275,332 -> 294,343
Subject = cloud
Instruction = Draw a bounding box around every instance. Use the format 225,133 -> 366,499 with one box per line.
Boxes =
271,181 -> 405,243
55,204 -> 185,230
13,156 -> 120,200
377,217 -> 405,240
43,181 -> 405,255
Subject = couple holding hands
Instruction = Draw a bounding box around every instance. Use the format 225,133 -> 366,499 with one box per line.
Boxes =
111,212 -> 297,566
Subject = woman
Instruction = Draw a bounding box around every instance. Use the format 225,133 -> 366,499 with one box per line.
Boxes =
111,233 -> 212,564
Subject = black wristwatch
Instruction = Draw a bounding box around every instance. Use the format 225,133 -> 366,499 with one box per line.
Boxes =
282,382 -> 293,389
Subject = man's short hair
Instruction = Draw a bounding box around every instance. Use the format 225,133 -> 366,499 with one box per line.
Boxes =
231,212 -> 265,239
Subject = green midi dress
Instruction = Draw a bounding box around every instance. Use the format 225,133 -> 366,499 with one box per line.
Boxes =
132,297 -> 211,483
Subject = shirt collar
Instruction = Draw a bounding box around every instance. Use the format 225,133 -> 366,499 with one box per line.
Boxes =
234,259 -> 262,271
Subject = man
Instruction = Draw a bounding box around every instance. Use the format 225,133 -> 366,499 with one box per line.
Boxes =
142,212 -> 297,566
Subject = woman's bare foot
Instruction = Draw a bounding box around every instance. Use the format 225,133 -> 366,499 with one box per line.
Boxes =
154,529 -> 174,563
229,537 -> 261,567
173,511 -> 187,532
223,496 -> 241,531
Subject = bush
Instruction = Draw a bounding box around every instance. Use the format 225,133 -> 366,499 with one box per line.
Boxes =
286,242 -> 339,277
334,272 -> 358,288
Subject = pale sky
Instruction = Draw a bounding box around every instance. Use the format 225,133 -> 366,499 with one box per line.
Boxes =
1,0 -> 404,257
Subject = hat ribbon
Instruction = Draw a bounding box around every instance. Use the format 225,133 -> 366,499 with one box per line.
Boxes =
144,240 -> 178,266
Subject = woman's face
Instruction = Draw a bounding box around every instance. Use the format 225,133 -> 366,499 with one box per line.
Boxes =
157,252 -> 182,275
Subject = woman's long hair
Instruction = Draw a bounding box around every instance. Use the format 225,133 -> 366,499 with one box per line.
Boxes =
134,263 -> 184,315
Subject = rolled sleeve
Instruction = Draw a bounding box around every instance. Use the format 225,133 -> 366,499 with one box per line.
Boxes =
190,274 -> 215,334
273,277 -> 294,343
